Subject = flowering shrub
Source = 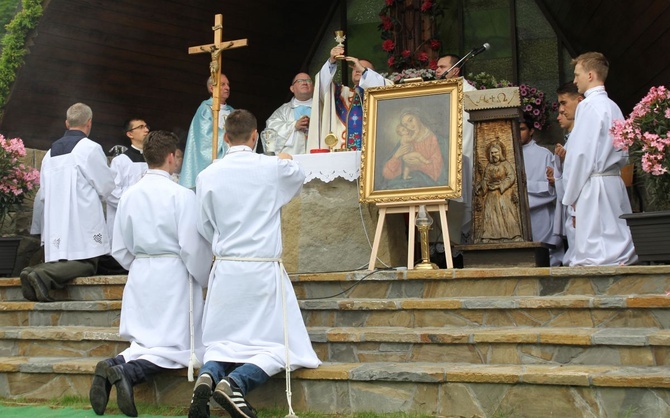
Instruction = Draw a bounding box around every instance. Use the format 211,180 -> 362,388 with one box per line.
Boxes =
0,134 -> 39,225
381,68 -> 437,83
611,86 -> 670,209
379,0 -> 443,72
467,72 -> 552,131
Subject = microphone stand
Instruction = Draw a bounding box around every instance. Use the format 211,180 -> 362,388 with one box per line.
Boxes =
440,45 -> 489,79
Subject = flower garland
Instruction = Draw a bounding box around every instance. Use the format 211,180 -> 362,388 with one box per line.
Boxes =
467,72 -> 553,131
379,0 -> 444,72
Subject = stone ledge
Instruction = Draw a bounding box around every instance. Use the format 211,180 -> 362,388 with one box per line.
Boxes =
0,301 -> 122,311
2,357 -> 670,389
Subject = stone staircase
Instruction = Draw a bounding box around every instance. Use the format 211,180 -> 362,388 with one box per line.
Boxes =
1,266 -> 670,417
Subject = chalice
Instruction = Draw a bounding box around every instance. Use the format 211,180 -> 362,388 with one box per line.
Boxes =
260,128 -> 277,155
334,30 -> 346,60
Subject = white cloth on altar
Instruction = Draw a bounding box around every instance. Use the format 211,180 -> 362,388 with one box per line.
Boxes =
307,60 -> 390,151
112,169 -> 211,368
293,151 -> 360,183
196,146 -> 321,376
522,140 -> 563,266
106,150 -> 147,238
561,86 -> 636,266
40,136 -> 115,262
266,98 -> 312,155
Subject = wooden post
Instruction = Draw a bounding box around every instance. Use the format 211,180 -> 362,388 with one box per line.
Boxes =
188,14 -> 248,161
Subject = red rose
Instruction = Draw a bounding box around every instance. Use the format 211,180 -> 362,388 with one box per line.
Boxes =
428,59 -> 438,70
420,1 -> 433,12
429,39 -> 441,50
385,0 -> 394,5
388,56 -> 396,67
417,52 -> 429,62
382,39 -> 396,52
381,16 -> 393,30
401,49 -> 411,58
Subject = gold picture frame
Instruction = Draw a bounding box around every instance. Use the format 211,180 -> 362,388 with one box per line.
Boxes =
360,78 -> 463,203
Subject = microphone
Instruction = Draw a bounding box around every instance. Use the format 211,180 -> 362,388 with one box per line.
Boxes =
471,43 -> 491,56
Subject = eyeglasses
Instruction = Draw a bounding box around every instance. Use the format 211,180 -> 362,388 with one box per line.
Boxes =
128,124 -> 149,132
292,78 -> 313,85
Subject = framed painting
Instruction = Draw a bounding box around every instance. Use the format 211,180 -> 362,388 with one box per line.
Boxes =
359,78 -> 463,203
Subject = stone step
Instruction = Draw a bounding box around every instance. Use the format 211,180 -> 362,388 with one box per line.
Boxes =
0,276 -> 126,301
3,325 -> 670,368
301,295 -> 670,329
0,301 -> 121,327
292,265 -> 670,299
309,326 -> 670,366
1,357 -> 669,416
2,265 -> 670,303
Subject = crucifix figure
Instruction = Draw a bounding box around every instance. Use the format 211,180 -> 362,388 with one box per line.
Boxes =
188,14 -> 248,161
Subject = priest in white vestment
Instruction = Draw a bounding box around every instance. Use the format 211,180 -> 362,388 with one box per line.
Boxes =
190,110 -> 320,418
180,75 -> 233,189
265,72 -> 314,155
307,46 -> 389,151
89,131 -> 212,417
105,118 -> 149,238
562,52 -> 636,266
519,119 -> 564,266
20,103 -> 115,302
435,54 -> 478,246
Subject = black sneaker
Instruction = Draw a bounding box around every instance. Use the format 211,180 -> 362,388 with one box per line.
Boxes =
212,377 -> 257,418
19,269 -> 37,301
188,374 -> 213,418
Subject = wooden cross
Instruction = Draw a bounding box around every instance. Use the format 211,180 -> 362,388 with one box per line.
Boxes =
188,14 -> 248,161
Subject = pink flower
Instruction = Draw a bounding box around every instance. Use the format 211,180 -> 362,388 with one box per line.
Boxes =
401,49 -> 411,58
387,56 -> 395,67
417,52 -> 429,62
382,39 -> 395,52
665,108 -> 670,119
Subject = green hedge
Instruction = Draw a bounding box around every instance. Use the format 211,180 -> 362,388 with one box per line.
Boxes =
0,0 -> 22,39
0,0 -> 43,118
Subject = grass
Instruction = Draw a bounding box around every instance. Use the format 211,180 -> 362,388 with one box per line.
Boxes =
0,396 -> 438,417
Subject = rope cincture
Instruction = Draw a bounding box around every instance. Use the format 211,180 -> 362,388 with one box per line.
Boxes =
214,256 -> 298,418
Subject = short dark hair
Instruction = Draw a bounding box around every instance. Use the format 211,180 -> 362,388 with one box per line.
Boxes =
556,82 -> 580,96
143,130 -> 178,168
224,109 -> 257,144
123,118 -> 143,133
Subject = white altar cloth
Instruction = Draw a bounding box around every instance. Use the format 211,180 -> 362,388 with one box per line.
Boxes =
293,151 -> 360,184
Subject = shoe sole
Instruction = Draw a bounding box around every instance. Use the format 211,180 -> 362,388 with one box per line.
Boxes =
188,383 -> 212,418
89,361 -> 111,415
107,366 -> 138,417
212,382 -> 253,418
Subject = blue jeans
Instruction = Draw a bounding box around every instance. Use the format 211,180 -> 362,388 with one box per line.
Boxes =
198,361 -> 270,396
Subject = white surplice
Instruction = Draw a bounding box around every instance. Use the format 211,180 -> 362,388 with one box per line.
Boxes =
307,60 -> 389,151
561,86 -> 637,266
40,137 -> 115,262
112,169 -> 212,368
522,140 -> 564,266
266,98 -> 312,155
196,146 -> 321,376
106,149 -> 148,237
553,134 -> 575,265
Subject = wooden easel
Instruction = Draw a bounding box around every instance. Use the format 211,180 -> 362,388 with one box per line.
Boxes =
188,14 -> 248,161
369,199 -> 452,270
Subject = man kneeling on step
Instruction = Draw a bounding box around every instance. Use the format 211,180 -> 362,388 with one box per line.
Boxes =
88,131 -> 211,417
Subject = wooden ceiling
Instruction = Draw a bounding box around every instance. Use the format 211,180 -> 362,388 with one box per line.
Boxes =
0,0 -> 335,151
535,0 -> 670,113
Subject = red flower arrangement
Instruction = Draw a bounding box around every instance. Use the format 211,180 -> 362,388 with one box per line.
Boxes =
378,0 -> 444,72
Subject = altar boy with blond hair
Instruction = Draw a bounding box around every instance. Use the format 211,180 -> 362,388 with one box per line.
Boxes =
562,52 -> 636,266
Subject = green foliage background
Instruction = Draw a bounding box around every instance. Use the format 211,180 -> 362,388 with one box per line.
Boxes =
0,0 -> 43,119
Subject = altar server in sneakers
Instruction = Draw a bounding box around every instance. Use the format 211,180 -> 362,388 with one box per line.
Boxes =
189,109 -> 320,418
89,130 -> 212,417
